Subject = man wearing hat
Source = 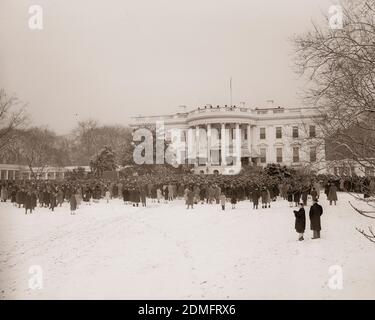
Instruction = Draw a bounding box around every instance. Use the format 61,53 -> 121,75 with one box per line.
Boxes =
309,199 -> 323,239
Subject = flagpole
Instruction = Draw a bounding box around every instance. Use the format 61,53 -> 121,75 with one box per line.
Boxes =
230,77 -> 232,107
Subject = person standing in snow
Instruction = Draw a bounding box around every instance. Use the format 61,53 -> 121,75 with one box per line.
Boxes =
294,203 -> 306,241
214,185 -> 221,204
57,188 -> 64,207
140,186 -> 147,207
1,185 -> 8,202
156,187 -> 162,203
293,187 -> 301,207
49,190 -> 57,212
220,193 -> 226,211
24,191 -> 33,215
328,183 -> 338,205
163,185 -> 169,203
286,185 -> 293,207
261,187 -> 269,209
313,180 -> 321,199
70,193 -> 77,215
309,199 -> 323,239
229,185 -> 237,209
105,189 -> 111,203
168,183 -> 174,201
251,187 -> 260,210
310,187 -> 318,202
186,188 -> 194,209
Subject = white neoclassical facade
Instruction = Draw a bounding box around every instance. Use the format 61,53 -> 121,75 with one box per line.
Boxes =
0,164 -> 91,181
131,104 -> 327,174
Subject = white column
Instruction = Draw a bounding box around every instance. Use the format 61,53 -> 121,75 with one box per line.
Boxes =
187,127 -> 195,165
221,123 -> 226,166
207,124 -> 211,167
53,172 -> 56,180
235,123 -> 241,166
247,123 -> 251,161
195,125 -> 199,166
5,170 -> 8,180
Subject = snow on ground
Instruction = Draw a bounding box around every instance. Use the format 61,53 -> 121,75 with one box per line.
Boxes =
0,192 -> 374,300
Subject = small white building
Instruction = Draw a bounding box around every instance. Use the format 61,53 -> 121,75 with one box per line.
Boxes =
0,164 -> 91,181
131,104 -> 327,174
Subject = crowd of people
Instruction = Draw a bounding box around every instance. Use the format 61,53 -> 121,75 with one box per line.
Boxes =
0,171 -> 374,240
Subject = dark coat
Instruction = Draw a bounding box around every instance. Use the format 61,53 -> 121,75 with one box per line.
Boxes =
186,190 -> 194,205
31,193 -> 37,208
261,190 -> 268,204
57,190 -> 64,203
294,208 -> 306,233
230,189 -> 237,204
163,187 -> 169,200
140,189 -> 147,203
309,203 -> 323,231
123,189 -> 129,202
133,189 -> 140,203
11,190 -> 17,203
251,189 -> 260,205
287,191 -> 293,202
24,193 -> 33,209
293,191 -> 301,203
301,189 -> 308,204
50,193 -> 57,208
70,194 -> 77,211
328,185 -> 338,201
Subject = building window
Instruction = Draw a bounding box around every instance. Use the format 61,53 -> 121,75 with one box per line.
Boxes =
260,128 -> 266,140
309,125 -> 316,138
276,127 -> 282,139
276,148 -> 283,163
292,126 -> 299,139
260,148 -> 267,163
310,146 -> 317,162
244,129 -> 248,140
293,147 -> 299,163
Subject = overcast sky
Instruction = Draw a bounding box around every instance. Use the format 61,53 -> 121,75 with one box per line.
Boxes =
0,0 -> 338,134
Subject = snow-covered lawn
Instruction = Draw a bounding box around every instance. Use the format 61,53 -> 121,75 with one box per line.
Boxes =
0,192 -> 374,300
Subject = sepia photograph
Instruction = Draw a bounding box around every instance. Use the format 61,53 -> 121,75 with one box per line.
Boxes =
0,0 -> 375,303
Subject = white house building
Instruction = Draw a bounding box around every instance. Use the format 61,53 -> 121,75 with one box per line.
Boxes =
131,104 -> 327,174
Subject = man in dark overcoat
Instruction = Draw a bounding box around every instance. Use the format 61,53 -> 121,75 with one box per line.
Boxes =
309,199 -> 323,239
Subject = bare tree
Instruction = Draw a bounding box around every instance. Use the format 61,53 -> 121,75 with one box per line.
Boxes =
15,127 -> 63,179
0,89 -> 28,155
293,0 -> 375,242
69,120 -> 132,166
